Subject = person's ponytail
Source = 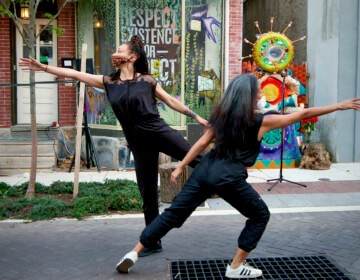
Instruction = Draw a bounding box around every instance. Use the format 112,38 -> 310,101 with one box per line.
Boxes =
130,35 -> 144,49
129,35 -> 149,74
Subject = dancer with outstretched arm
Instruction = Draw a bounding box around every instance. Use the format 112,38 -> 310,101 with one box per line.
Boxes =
115,74 -> 360,278
19,35 -> 208,257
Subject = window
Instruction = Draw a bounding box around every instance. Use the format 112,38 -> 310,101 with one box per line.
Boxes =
94,0 -> 223,127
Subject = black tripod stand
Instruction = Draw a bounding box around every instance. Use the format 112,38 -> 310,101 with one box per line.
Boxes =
267,69 -> 306,191
69,86 -> 101,172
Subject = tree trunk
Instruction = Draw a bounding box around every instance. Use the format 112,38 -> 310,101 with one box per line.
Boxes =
25,2 -> 37,198
26,70 -> 37,198
159,162 -> 188,203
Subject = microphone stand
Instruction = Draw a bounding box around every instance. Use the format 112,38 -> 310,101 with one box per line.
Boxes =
267,69 -> 306,191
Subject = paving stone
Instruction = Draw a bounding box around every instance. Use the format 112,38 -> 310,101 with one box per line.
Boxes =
0,211 -> 359,280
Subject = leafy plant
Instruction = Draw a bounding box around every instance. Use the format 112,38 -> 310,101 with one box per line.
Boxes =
4,183 -> 28,197
71,195 -> 108,219
0,197 -> 20,218
36,181 -> 74,195
301,116 -> 319,143
26,197 -> 69,220
0,179 -> 142,221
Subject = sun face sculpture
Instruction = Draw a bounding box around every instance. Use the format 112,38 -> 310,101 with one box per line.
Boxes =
252,31 -> 294,73
241,17 -> 306,73
240,18 -> 307,168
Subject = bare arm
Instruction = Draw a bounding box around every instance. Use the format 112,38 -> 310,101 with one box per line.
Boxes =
258,98 -> 360,140
18,57 -> 104,89
155,83 -> 208,127
170,127 -> 214,185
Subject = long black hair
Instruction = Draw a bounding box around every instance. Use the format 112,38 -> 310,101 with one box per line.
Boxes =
209,74 -> 259,157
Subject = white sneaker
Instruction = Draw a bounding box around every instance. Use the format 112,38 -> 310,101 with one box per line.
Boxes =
116,251 -> 138,273
225,262 -> 262,279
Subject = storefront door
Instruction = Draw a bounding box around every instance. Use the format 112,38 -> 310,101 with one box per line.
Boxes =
16,19 -> 58,125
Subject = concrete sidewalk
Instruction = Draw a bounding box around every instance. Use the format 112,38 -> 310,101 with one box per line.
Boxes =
1,162 -> 359,186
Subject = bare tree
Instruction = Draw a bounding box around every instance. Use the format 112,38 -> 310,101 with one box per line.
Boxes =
0,0 -> 71,197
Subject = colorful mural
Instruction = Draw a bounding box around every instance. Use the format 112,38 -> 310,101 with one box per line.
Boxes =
241,18 -> 307,168
116,0 -> 223,125
87,0 -> 223,126
83,82 -> 117,126
119,0 -> 182,125
185,0 -> 223,122
247,67 -> 306,168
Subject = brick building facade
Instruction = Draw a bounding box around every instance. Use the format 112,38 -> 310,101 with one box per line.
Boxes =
0,17 -> 12,128
1,0 -> 359,168
0,0 -> 243,130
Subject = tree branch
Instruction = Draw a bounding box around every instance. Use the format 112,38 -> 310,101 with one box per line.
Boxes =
37,0 -> 71,37
0,0 -> 29,45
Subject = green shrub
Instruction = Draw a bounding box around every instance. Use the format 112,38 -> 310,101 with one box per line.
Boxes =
108,192 -> 142,211
0,182 -> 8,196
0,179 -> 142,221
25,197 -> 69,220
78,182 -> 111,197
72,195 -> 108,219
36,181 -> 73,194
0,197 -> 17,218
0,197 -> 32,219
5,183 -> 27,197
106,180 -> 142,211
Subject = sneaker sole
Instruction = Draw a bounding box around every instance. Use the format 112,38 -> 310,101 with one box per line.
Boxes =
116,258 -> 134,273
225,273 -> 262,279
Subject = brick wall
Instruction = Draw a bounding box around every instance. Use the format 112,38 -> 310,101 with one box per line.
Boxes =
228,0 -> 243,81
0,1 -> 77,129
0,18 -> 11,128
57,0 -> 77,126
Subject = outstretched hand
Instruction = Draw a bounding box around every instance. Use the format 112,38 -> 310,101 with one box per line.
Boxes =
170,166 -> 184,186
196,116 -> 208,128
338,98 -> 360,111
19,57 -> 44,71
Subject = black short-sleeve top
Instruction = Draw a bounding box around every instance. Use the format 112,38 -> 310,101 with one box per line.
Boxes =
235,114 -> 264,166
211,114 -> 264,167
103,74 -> 172,140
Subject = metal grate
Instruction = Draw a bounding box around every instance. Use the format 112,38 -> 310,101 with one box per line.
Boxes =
169,255 -> 355,280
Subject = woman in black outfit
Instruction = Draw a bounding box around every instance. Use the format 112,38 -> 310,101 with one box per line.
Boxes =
19,36 -> 208,256
115,74 -> 360,278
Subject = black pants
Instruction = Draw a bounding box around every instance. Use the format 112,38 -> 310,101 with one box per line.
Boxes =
129,129 -> 200,226
139,153 -> 270,252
